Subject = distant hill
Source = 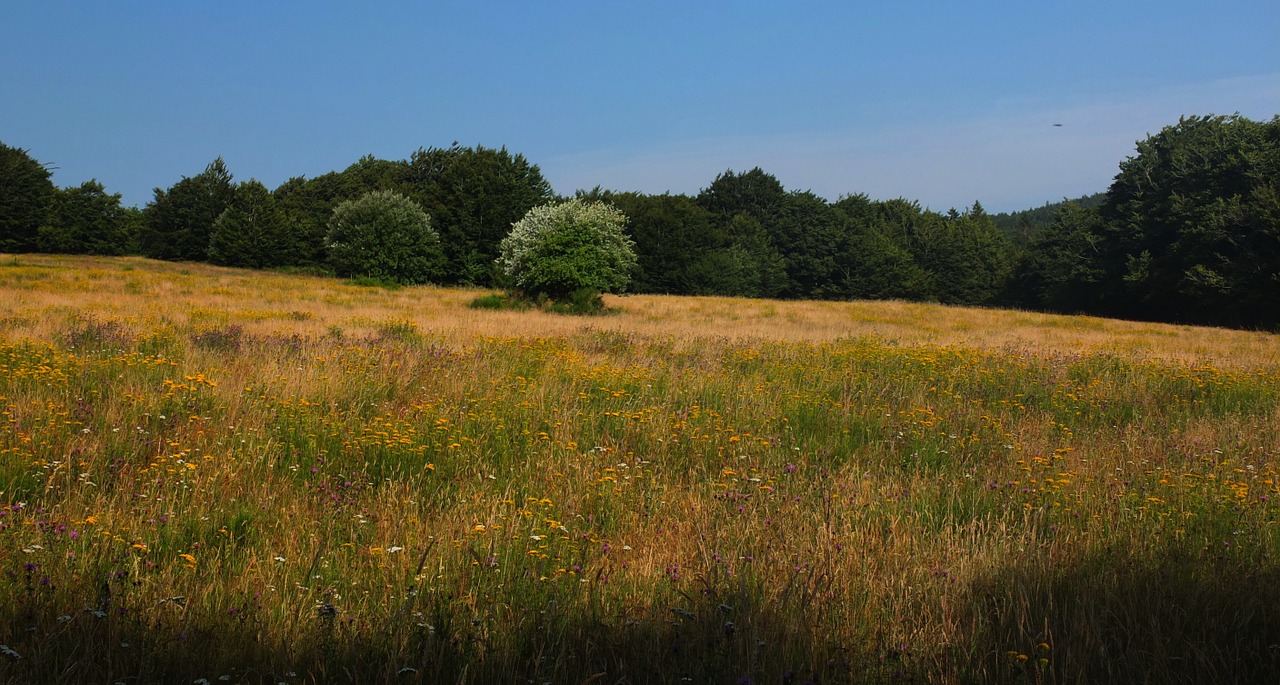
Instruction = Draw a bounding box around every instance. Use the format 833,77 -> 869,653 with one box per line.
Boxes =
992,192 -> 1107,245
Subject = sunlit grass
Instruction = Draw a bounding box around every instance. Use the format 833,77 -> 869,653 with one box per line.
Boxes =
1,254 -> 1278,683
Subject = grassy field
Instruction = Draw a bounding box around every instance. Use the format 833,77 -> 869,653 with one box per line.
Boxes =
2,254 -> 1278,684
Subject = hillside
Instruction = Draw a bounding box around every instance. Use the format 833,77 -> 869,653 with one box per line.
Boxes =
2,255 -> 1278,684
0,254 -> 1273,365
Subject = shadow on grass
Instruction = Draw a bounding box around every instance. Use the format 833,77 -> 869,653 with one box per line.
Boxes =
0,580 -> 865,684
7,547 -> 1277,684
956,546 -> 1280,685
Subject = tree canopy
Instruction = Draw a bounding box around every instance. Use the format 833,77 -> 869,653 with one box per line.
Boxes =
37,180 -> 134,255
1099,114 -> 1280,326
1007,113 -> 1280,328
208,180 -> 295,269
325,190 -> 444,285
6,111 -> 1279,329
406,144 -> 554,285
139,158 -> 235,261
0,142 -> 55,253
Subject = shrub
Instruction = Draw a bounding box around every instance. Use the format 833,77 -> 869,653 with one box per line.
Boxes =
497,198 -> 636,301
468,293 -> 507,310
325,190 -> 444,285
467,292 -> 535,312
545,288 -> 609,315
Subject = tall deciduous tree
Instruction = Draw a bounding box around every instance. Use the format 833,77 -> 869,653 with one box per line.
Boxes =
37,180 -> 133,255
272,175 -> 333,267
697,168 -> 788,226
0,142 -> 55,253
582,191 -> 714,295
931,201 -> 1013,306
271,156 -> 415,270
140,158 -> 235,261
1098,114 -> 1280,326
868,198 -> 940,299
405,144 -> 554,285
685,213 -> 789,298
1007,200 -> 1107,313
696,169 -> 798,296
831,194 -> 932,301
771,191 -> 846,298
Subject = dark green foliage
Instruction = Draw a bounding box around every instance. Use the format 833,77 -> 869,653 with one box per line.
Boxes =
1098,114 -> 1280,327
690,171 -> 1016,305
405,144 -> 554,285
340,154 -> 413,195
468,293 -> 508,310
273,175 -> 343,267
273,159 -> 399,270
681,214 -> 788,298
208,180 -> 296,269
582,191 -> 711,294
771,191 -> 846,298
696,171 -> 843,299
272,158 -> 408,268
861,199 -> 1014,305
694,169 -> 793,296
545,288 -> 609,315
847,229 -> 932,300
992,192 -> 1107,246
36,180 -> 134,255
696,167 -> 788,224
836,234 -> 932,300
1006,201 -> 1107,312
680,217 -> 783,298
594,189 -> 789,298
139,158 -> 235,261
830,194 -> 931,300
325,190 -> 444,285
1010,113 -> 1280,328
931,202 -> 1014,306
866,198 -> 943,298
270,146 -> 549,283
0,142 -> 55,253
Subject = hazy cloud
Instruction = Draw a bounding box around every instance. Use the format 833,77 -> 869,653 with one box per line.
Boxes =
541,73 -> 1280,212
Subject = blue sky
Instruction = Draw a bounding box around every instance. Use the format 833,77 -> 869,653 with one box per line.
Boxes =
2,1 -> 1277,212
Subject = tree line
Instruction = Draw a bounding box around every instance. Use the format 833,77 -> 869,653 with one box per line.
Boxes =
2,113 -> 1277,329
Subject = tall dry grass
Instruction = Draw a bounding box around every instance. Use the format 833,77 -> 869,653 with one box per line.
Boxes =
3,254 -> 1275,366
1,255 -> 1278,684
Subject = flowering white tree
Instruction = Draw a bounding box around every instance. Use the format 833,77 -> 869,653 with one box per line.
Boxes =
497,198 -> 637,300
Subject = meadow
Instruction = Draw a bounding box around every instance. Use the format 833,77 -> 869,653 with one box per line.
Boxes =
1,254 -> 1278,684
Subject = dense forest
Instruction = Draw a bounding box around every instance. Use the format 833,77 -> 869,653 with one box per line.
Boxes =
2,113 -> 1278,329
991,192 -> 1108,246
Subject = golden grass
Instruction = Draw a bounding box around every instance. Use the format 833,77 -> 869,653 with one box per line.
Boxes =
3,254 -> 1275,366
1,254 -> 1278,684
